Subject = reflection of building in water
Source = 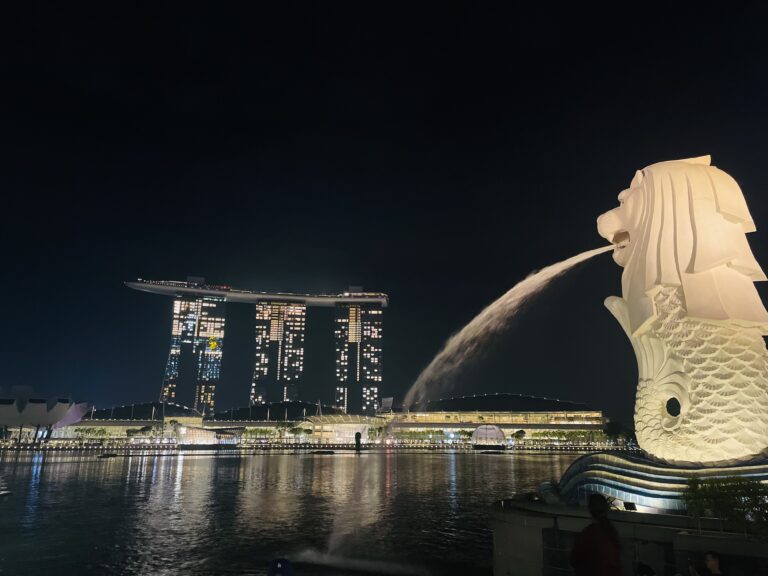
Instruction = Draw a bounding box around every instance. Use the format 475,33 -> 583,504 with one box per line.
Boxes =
122,453 -> 218,575
234,453 -> 307,532
326,449 -> 384,554
334,295 -> 384,416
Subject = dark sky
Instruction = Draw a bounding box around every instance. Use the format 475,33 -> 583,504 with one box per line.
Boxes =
5,2 -> 768,424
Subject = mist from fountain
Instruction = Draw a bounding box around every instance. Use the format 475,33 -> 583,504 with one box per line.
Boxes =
403,245 -> 613,410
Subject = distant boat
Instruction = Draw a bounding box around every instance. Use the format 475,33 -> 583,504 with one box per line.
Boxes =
310,450 -> 335,455
97,453 -> 118,459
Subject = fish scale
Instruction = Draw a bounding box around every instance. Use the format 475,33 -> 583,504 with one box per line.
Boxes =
633,286 -> 768,465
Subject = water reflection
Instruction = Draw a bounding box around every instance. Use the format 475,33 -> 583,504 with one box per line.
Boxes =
0,451 -> 578,576
326,453 -> 385,555
21,451 -> 44,527
446,452 -> 457,512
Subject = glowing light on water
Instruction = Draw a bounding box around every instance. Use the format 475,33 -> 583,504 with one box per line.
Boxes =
403,245 -> 613,410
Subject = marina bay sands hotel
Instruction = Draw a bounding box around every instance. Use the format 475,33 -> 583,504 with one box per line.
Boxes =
126,278 -> 387,416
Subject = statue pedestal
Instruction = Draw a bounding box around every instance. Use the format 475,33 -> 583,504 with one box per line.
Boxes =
558,451 -> 768,512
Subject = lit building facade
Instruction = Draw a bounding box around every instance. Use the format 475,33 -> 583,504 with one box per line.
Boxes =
160,295 -> 225,414
127,278 -> 387,411
250,302 -> 306,404
334,303 -> 384,415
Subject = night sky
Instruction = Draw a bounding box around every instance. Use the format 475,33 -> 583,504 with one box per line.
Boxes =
6,3 -> 768,425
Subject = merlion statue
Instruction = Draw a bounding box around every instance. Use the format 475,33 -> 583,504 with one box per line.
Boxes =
597,156 -> 768,466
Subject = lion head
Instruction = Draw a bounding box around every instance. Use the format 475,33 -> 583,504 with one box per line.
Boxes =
597,155 -> 768,334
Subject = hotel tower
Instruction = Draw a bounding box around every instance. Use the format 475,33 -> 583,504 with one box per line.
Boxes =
156,281 -> 225,414
334,300 -> 384,415
127,278 -> 387,414
249,302 -> 306,404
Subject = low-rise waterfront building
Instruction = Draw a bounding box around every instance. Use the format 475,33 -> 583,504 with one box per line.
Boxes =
301,414 -> 387,444
387,394 -> 609,447
51,401 -> 203,444
30,393 -> 613,450
0,387 -> 90,442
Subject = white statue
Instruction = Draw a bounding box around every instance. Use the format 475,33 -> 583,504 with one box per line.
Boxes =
597,156 -> 768,466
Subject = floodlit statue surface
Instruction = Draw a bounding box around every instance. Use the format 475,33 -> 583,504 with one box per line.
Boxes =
597,156 -> 768,466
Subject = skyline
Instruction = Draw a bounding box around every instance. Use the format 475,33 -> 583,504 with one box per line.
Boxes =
126,276 -> 388,414
6,3 -> 768,425
8,5 -> 768,576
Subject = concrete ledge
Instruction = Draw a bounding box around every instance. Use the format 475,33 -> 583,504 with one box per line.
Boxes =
493,500 -> 768,576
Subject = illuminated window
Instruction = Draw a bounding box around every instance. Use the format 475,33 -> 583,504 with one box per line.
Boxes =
334,303 -> 384,415
250,302 -> 306,404
161,295 -> 225,414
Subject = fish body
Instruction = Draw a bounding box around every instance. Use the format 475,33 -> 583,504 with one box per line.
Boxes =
608,287 -> 768,465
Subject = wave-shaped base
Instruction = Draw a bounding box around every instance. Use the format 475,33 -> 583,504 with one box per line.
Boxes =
559,451 -> 768,512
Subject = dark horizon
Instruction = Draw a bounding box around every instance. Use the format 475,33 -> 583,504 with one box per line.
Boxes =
7,3 -> 768,425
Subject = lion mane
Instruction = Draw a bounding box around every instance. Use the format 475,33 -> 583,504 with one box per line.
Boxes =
598,155 -> 768,335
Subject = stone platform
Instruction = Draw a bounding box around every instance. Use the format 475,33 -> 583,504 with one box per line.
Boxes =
558,451 -> 768,512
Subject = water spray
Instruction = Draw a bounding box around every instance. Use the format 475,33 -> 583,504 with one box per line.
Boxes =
403,245 -> 614,410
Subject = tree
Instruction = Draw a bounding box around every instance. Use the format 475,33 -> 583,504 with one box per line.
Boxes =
683,476 -> 768,537
683,478 -> 706,532
741,477 -> 768,537
244,427 -> 274,439
74,427 -> 107,438
603,420 -> 635,444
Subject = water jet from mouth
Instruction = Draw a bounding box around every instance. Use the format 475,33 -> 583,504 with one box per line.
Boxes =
403,245 -> 614,410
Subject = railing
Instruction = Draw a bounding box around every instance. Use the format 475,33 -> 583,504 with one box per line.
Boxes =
1,437 -> 636,452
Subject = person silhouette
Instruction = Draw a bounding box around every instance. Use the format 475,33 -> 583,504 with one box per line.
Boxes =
570,493 -> 622,576
689,551 -> 723,575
